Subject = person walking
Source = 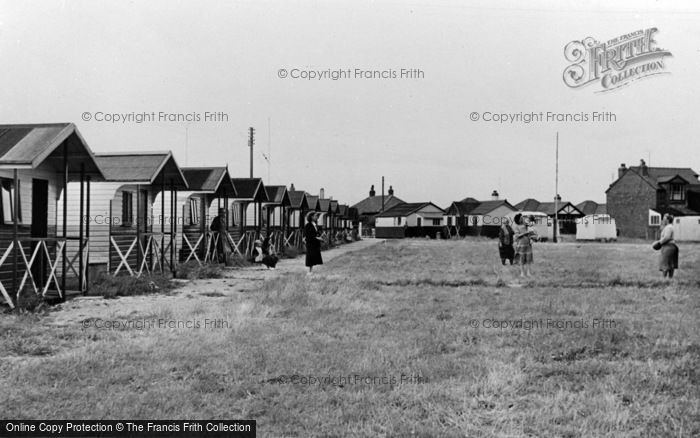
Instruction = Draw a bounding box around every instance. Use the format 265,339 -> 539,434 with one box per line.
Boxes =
304,212 -> 323,274
498,217 -> 515,265
513,213 -> 535,277
654,213 -> 679,279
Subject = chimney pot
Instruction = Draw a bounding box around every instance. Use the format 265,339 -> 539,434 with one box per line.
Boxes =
369,185 -> 376,197
491,190 -> 499,200
320,188 -> 325,199
618,163 -> 627,179
388,185 -> 394,196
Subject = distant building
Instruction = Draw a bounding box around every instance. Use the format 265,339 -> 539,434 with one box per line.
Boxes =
606,160 -> 700,238
375,202 -> 444,238
351,185 -> 404,232
576,200 -> 607,216
444,191 -> 516,237
514,196 -> 584,234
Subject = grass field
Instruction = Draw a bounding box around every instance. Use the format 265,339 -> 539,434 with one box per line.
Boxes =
1,239 -> 699,437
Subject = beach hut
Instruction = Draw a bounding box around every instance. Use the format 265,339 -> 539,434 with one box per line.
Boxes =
286,189 -> 309,249
262,185 -> 291,253
151,167 -> 236,264
59,151 -> 188,278
231,178 -> 269,257
576,214 -> 617,241
0,123 -> 105,307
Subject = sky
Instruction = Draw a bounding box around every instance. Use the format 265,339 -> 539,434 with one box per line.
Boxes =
1,0 -> 698,208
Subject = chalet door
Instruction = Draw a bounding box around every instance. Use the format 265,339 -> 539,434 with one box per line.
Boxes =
31,179 -> 49,287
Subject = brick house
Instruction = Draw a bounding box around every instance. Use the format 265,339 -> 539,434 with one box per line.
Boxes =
606,160 -> 700,238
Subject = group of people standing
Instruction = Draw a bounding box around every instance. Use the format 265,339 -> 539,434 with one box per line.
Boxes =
497,212 -> 681,280
498,213 -> 536,277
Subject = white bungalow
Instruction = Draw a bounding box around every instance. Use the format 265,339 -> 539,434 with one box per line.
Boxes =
375,202 -> 444,238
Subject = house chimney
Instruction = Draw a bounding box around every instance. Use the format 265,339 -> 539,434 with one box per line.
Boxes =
491,190 -> 499,200
640,159 -> 648,176
320,188 -> 325,199
369,185 -> 376,197
618,163 -> 626,179
554,194 -> 562,202
290,183 -> 295,191
388,185 -> 394,196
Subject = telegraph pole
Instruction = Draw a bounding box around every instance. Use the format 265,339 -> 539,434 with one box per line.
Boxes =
249,127 -> 255,178
554,132 -> 559,243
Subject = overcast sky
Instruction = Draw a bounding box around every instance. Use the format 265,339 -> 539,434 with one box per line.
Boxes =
1,0 -> 698,207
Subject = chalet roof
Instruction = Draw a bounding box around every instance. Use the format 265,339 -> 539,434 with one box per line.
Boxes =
231,178 -> 268,202
576,200 -> 607,216
351,194 -> 405,215
0,123 -> 105,180
264,185 -> 290,206
318,198 -> 331,212
288,190 -> 308,209
181,167 -> 236,196
469,200 -> 517,215
376,202 -> 444,218
94,151 -> 188,188
306,195 -> 319,211
330,200 -> 339,213
338,204 -> 349,217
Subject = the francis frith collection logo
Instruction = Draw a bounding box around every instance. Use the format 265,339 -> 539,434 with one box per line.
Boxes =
563,28 -> 672,92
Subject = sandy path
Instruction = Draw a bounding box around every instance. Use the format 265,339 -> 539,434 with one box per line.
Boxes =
44,239 -> 380,327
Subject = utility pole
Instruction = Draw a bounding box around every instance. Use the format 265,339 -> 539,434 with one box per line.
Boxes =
249,127 -> 255,178
381,176 -> 385,212
554,132 -> 559,243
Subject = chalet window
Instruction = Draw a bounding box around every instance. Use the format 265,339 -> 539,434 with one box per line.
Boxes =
432,218 -> 441,226
669,184 -> 685,201
189,198 -> 199,225
396,217 -> 402,225
122,192 -> 133,226
447,217 -> 453,226
0,178 -> 22,224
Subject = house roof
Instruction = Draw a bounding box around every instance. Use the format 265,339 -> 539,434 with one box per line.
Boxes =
469,200 -> 517,215
576,200 -> 607,216
0,123 -> 105,180
607,165 -> 700,193
288,190 -> 309,210
94,151 -> 188,189
535,201 -> 583,216
338,204 -> 349,217
351,194 -> 405,215
446,199 -> 481,216
181,167 -> 236,196
330,200 -> 339,213
514,198 -> 541,211
231,178 -> 268,202
375,202 -> 444,218
264,185 -> 290,206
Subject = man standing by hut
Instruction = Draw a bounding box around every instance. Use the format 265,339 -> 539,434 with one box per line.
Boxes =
210,208 -> 232,266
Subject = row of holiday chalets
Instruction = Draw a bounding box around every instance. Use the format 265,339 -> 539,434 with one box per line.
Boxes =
0,123 -> 360,308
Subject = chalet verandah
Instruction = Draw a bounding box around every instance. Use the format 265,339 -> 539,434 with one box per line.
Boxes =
58,151 -> 188,278
0,123 -> 105,308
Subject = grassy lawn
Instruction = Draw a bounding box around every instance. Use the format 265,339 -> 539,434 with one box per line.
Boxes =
1,239 -> 699,437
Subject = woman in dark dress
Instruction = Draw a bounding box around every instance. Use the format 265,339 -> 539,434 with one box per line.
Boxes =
498,218 -> 515,265
304,212 -> 323,274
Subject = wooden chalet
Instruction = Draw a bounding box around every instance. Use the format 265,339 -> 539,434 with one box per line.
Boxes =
262,185 -> 291,253
151,167 -> 236,265
286,189 -> 309,249
0,123 -> 105,307
59,151 -> 188,278
231,178 -> 269,257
